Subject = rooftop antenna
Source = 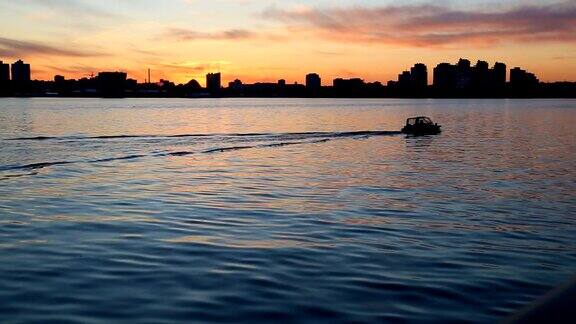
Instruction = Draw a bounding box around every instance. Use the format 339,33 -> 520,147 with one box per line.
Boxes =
148,68 -> 151,84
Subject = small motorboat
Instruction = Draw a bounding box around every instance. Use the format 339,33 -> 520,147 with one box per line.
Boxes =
401,116 -> 442,135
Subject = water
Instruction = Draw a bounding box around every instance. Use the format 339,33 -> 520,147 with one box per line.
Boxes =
0,98 -> 575,323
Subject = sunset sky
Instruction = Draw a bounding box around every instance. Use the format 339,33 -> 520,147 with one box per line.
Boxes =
1,0 -> 575,85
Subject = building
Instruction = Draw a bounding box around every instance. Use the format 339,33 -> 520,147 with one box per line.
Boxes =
492,62 -> 507,88
11,60 -> 31,82
510,67 -> 539,88
410,63 -> 428,89
456,58 -> 472,89
433,59 -> 507,93
0,61 -> 9,82
473,60 -> 490,89
306,73 -> 321,89
393,64 -> 428,92
333,78 -> 365,90
228,79 -> 243,90
433,63 -> 457,90
97,71 -> 127,97
397,71 -> 411,88
206,73 -> 221,93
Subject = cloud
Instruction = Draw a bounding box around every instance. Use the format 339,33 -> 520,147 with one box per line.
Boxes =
0,37 -> 106,58
157,60 -> 230,72
164,28 -> 258,41
19,0 -> 115,18
262,2 -> 576,47
42,64 -> 101,75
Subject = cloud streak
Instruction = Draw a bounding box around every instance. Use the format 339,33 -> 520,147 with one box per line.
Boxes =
263,2 -> 576,47
19,0 -> 116,18
164,28 -> 258,41
0,37 -> 106,58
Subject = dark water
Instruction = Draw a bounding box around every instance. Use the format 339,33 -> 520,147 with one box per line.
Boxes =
0,98 -> 575,323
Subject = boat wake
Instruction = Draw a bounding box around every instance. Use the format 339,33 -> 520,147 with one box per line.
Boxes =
1,130 -> 401,178
7,130 -> 400,142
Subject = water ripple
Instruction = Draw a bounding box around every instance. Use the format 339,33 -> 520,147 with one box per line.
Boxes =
0,98 -> 575,323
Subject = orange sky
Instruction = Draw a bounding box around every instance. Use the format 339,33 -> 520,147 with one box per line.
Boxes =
1,1 -> 575,85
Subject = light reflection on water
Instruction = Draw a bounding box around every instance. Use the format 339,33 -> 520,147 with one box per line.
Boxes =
0,98 -> 575,323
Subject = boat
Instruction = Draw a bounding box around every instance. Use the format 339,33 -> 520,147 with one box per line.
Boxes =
401,116 -> 442,135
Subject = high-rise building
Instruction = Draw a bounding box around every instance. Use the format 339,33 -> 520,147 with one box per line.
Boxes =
475,60 -> 489,71
0,61 -> 9,82
433,63 -> 457,90
398,71 -> 411,88
458,58 -> 471,69
306,73 -> 321,89
456,58 -> 472,89
410,63 -> 428,89
474,60 -> 490,89
206,73 -> 221,92
433,59 -> 508,93
492,62 -> 507,88
11,60 -> 31,81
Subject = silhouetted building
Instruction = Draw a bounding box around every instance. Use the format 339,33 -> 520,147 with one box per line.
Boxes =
278,79 -> 286,87
458,58 -> 471,69
333,78 -> 364,89
11,60 -> 31,82
97,72 -> 127,97
229,79 -> 243,90
397,71 -> 411,88
473,60 -> 490,89
476,60 -> 489,70
456,58 -> 472,89
390,64 -> 428,96
206,73 -> 221,93
433,59 -> 508,95
306,73 -> 321,89
410,63 -> 428,89
433,63 -> 457,91
333,78 -> 370,97
510,67 -> 539,89
492,62 -> 507,88
0,61 -> 9,82
54,75 -> 65,83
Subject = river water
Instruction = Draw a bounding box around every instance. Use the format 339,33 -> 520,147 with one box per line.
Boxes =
0,98 -> 575,323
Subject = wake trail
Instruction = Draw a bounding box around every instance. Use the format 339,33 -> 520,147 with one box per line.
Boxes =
1,130 -> 401,178
7,130 -> 401,142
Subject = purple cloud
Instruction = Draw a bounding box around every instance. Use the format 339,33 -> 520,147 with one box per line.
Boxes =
262,2 -> 576,47
0,37 -> 106,58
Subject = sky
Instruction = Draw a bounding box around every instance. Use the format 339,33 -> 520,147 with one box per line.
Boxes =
1,0 -> 575,85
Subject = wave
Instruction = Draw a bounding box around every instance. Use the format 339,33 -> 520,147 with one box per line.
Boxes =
92,155 -> 147,163
0,161 -> 73,172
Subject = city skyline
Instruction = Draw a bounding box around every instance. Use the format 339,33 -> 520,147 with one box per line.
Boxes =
3,57 -> 570,98
1,1 -> 576,84
0,57 -> 543,87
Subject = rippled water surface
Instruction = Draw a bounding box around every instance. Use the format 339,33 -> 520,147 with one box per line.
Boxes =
1,98 -> 575,323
